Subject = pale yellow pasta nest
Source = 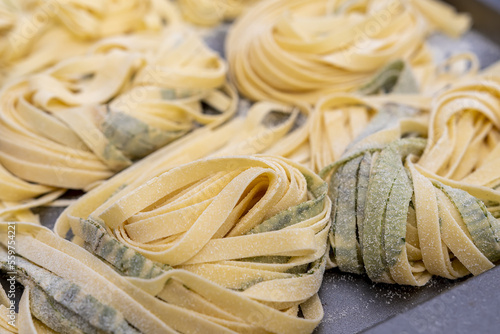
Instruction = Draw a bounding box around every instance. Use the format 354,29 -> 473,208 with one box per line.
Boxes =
0,28 -> 237,222
226,0 -> 471,104
321,72 -> 500,285
0,0 -> 181,85
50,155 -> 331,333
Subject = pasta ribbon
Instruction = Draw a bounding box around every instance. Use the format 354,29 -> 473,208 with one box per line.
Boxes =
419,76 -> 500,188
310,91 -> 430,172
54,101 -> 311,236
0,28 -> 237,225
0,285 -> 17,333
226,0 -> 470,104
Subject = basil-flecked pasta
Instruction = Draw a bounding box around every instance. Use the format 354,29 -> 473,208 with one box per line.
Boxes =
2,155 -> 331,333
226,0 -> 471,104
0,0 -> 181,85
0,29 -> 237,223
1,4 -> 499,334
321,94 -> 500,285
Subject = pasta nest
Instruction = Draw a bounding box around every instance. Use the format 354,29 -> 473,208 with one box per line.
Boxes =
321,76 -> 500,285
53,155 -> 331,332
226,0 -> 470,104
0,30 -> 236,194
0,0 -> 181,84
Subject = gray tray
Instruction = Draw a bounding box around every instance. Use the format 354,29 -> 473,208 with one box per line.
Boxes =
6,1 -> 500,333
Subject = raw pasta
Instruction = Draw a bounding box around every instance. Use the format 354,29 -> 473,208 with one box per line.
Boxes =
0,28 -> 237,222
320,79 -> 500,284
418,76 -> 500,188
226,0 -> 470,104
54,100 -> 311,235
0,1 -> 499,333
178,0 -> 261,26
303,58 -> 431,172
2,154 -> 331,333
0,0 -> 181,85
0,0 -> 185,222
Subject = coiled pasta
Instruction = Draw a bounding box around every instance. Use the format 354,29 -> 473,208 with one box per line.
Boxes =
321,77 -> 500,285
0,29 -> 237,221
178,0 -> 260,26
0,0 -> 181,85
226,0 -> 470,104
4,155 -> 331,333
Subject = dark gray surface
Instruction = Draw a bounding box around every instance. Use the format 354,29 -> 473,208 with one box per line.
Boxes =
428,30 -> 500,68
363,264 -> 500,334
315,270 -> 467,334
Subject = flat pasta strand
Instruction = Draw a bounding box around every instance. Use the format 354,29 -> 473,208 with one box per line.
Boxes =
178,0 -> 261,26
419,76 -> 500,188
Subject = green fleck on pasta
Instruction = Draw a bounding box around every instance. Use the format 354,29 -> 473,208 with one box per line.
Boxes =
248,196 -> 324,234
103,111 -> 185,161
437,183 -> 500,262
362,138 -> 425,281
356,152 -> 372,252
334,155 -> 364,274
383,166 -> 413,268
80,218 -> 170,278
358,60 -> 419,95
239,256 -> 291,264
2,256 -> 139,334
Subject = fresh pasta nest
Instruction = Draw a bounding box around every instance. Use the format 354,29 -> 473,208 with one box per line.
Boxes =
0,0 -> 181,84
64,155 -> 331,298
321,78 -> 500,285
0,0 -> 499,333
226,0 -> 470,104
0,155 -> 331,333
0,29 -> 236,196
